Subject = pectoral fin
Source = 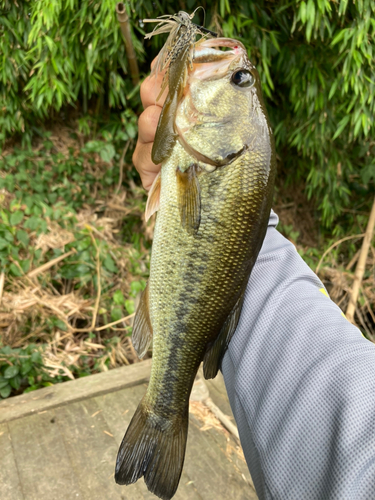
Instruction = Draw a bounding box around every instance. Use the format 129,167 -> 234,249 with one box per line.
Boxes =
203,290 -> 246,379
176,165 -> 201,235
145,172 -> 161,222
132,283 -> 153,359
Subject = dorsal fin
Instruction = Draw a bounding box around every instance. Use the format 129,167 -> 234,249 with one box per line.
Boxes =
203,289 -> 246,379
145,172 -> 161,221
132,282 -> 153,359
176,165 -> 201,235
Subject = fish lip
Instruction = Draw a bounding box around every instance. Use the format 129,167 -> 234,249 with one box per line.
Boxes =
197,37 -> 246,51
189,38 -> 253,81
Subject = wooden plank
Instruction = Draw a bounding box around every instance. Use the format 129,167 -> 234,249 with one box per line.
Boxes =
204,371 -> 234,418
0,423 -> 24,500
184,411 -> 257,500
0,359 -> 151,424
57,397 -> 133,500
9,409 -> 82,500
95,385 -> 203,500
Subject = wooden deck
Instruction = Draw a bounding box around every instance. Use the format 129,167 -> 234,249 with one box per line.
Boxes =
0,360 -> 257,500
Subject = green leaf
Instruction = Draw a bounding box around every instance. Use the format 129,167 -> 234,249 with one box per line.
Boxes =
111,306 -> 123,322
31,351 -> 42,364
20,361 -> 33,376
55,319 -> 68,331
125,299 -> 135,315
10,375 -> 21,390
0,377 -> 10,389
0,238 -> 9,250
10,211 -> 24,226
113,290 -> 125,305
103,254 -> 118,273
9,263 -> 23,277
0,385 -> 12,399
99,144 -> 115,163
332,115 -> 350,140
130,281 -> 144,297
4,365 -> 19,379
16,229 -> 29,246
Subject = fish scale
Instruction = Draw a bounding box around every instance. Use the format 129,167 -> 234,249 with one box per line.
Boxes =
115,23 -> 275,500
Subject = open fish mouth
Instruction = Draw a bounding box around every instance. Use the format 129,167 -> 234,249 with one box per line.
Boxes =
190,38 -> 253,81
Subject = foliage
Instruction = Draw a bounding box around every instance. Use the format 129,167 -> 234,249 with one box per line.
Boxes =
1,0 -> 374,226
0,344 -> 56,398
0,0 -> 143,144
0,127 -> 151,398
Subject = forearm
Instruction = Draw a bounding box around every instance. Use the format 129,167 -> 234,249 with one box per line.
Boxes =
222,211 -> 375,499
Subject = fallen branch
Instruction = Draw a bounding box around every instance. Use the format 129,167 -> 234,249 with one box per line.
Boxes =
89,232 -> 101,330
205,397 -> 240,440
27,249 -> 76,278
316,233 -> 365,274
0,271 -> 4,304
346,197 -> 375,323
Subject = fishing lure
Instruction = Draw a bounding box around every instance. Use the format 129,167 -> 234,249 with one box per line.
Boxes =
143,8 -> 217,100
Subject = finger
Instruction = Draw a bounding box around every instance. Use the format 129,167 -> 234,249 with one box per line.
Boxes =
150,56 -> 158,70
141,72 -> 169,109
138,106 -> 161,145
133,142 -> 160,190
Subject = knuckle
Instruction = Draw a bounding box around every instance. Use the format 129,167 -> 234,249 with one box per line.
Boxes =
132,145 -> 140,169
141,106 -> 160,128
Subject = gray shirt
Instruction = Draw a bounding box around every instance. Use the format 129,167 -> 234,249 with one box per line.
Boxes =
222,210 -> 375,499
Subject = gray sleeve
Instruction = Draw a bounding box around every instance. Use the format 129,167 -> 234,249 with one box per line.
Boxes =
221,210 -> 375,500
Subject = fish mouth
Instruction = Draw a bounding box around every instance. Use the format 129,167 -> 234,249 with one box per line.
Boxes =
190,38 -> 251,80
175,38 -> 254,168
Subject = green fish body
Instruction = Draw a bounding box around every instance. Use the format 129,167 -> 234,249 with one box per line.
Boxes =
116,34 -> 275,500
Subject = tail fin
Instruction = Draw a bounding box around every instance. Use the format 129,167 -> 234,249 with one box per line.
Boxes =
115,399 -> 188,500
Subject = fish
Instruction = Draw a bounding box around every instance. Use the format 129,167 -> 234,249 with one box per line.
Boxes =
115,11 -> 275,500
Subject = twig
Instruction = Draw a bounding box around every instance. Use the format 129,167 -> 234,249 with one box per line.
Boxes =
106,203 -> 131,214
115,140 -> 130,195
355,305 -> 373,339
363,287 -> 375,325
95,313 -> 134,331
316,233 -> 365,274
0,271 -> 4,305
89,231 -> 101,331
127,335 -> 139,361
27,249 -> 76,278
346,249 -> 360,271
70,313 -> 134,333
346,197 -> 375,323
116,2 -> 140,86
204,397 -> 239,440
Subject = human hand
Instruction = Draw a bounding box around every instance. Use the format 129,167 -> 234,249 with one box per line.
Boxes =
132,64 -> 167,191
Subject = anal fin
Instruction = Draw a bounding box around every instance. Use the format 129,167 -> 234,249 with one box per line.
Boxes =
176,165 -> 201,235
132,282 -> 153,359
203,290 -> 246,379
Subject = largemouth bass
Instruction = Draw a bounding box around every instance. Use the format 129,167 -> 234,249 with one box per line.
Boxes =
115,13 -> 275,500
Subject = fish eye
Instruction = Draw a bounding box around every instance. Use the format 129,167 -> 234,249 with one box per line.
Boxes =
231,70 -> 255,88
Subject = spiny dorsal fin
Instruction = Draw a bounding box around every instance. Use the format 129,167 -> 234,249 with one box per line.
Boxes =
132,282 -> 153,359
145,172 -> 161,222
176,165 -> 201,235
203,289 -> 246,379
